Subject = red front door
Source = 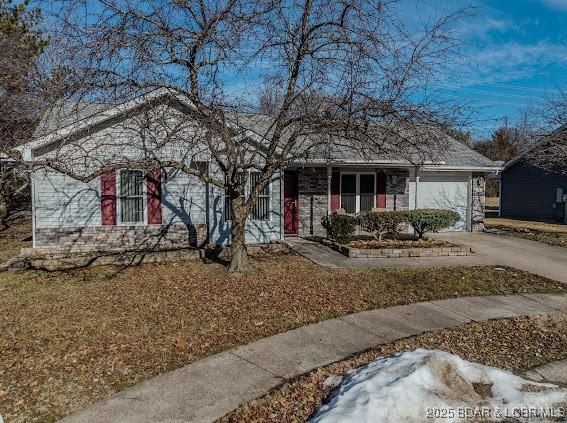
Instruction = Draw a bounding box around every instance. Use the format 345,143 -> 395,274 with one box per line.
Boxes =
284,171 -> 299,234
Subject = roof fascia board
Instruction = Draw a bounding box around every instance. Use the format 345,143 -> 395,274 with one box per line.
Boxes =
288,161 -> 502,172
421,165 -> 503,172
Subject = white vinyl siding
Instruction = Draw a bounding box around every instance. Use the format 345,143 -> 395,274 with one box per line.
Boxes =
161,169 -> 207,226
30,102 -> 283,245
33,169 -> 101,228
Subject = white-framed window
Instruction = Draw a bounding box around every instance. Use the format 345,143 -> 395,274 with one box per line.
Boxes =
340,172 -> 376,213
224,171 -> 271,221
118,170 -> 145,224
250,172 -> 270,220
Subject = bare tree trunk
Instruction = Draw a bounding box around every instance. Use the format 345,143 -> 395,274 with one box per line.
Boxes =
228,198 -> 253,274
0,200 -> 7,230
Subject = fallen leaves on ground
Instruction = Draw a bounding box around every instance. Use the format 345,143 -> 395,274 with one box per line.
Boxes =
0,217 -> 31,263
221,314 -> 567,423
1,226 -> 566,421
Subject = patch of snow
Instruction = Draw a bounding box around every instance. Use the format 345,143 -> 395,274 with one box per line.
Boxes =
310,349 -> 567,423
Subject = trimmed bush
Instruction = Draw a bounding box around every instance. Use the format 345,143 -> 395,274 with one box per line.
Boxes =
406,209 -> 460,239
321,213 -> 358,244
359,210 -> 408,240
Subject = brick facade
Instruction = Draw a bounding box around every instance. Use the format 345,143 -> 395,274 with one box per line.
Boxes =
385,170 -> 410,211
297,167 -> 328,237
296,167 -> 412,237
34,223 -> 208,254
472,174 -> 486,232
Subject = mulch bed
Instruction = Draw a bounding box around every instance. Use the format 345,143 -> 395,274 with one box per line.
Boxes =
221,314 -> 567,423
349,238 -> 453,249
1,222 -> 567,422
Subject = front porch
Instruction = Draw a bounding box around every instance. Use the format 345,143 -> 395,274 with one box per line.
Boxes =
284,167 -> 411,238
283,166 -> 486,238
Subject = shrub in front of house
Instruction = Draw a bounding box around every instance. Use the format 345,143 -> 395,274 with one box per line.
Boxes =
406,209 -> 460,239
359,210 -> 408,240
321,213 -> 358,244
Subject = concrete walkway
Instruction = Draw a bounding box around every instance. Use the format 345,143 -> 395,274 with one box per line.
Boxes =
524,359 -> 567,385
60,293 -> 567,423
287,233 -> 567,284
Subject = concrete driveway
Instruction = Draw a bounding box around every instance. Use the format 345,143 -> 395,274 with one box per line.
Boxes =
433,232 -> 567,284
287,233 -> 567,284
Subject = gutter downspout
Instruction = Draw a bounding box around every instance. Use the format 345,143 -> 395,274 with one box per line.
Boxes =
31,171 -> 36,249
204,162 -> 210,245
327,165 -> 332,215
496,170 -> 502,218
30,150 -> 36,249
467,173 -> 472,232
414,166 -> 420,210
413,166 -> 420,237
280,169 -> 284,240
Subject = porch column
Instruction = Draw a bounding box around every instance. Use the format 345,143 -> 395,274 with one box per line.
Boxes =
327,165 -> 332,214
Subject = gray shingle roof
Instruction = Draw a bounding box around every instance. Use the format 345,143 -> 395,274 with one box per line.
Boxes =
236,113 -> 498,169
33,99 -> 499,170
32,102 -> 110,139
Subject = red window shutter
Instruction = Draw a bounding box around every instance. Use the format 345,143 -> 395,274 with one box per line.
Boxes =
147,170 -> 162,224
376,172 -> 387,209
100,171 -> 117,225
331,171 -> 340,212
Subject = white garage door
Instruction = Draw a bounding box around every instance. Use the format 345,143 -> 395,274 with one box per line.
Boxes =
416,173 -> 469,231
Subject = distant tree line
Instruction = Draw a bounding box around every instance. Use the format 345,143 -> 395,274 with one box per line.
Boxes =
0,0 -> 49,229
470,116 -> 540,198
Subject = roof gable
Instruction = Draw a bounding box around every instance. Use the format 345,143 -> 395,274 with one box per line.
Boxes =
19,89 -> 197,160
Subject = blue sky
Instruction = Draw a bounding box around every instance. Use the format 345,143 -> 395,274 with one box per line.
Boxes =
427,0 -> 567,136
37,0 -> 567,139
223,0 -> 567,137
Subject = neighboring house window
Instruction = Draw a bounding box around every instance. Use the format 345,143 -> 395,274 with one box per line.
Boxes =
119,170 -> 145,223
341,173 -> 375,213
250,172 -> 270,220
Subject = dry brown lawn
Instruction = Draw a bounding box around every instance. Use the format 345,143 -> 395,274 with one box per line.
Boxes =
485,197 -> 500,207
0,218 -> 31,263
486,218 -> 567,233
1,219 -> 567,422
222,314 -> 567,423
486,218 -> 567,248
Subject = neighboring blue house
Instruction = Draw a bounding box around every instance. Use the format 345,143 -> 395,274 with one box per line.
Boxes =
501,145 -> 567,223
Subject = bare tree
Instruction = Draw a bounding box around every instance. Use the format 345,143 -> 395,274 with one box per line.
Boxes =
524,89 -> 567,173
0,0 -> 52,228
7,0 -> 472,272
